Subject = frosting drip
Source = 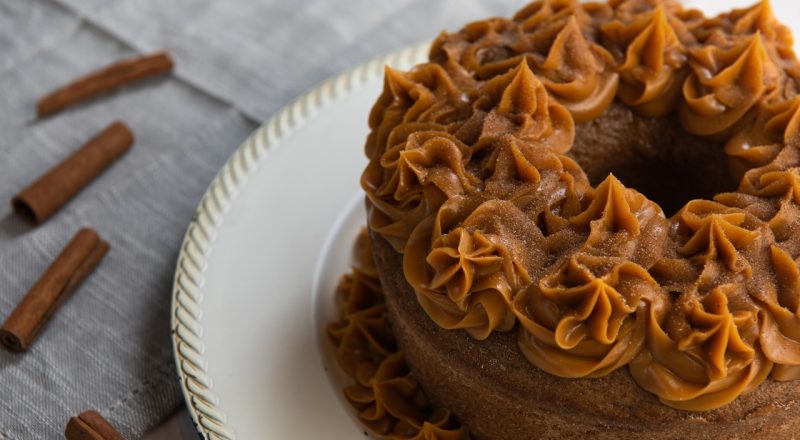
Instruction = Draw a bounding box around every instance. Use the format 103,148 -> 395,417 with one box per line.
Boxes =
361,0 -> 800,413
328,229 -> 469,439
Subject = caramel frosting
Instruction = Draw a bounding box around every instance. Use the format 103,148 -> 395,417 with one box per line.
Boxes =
569,174 -> 668,266
328,230 -> 469,439
514,253 -> 666,378
601,5 -> 691,116
760,245 -> 800,381
630,284 -> 772,410
363,64 -> 476,252
680,32 -> 780,136
674,199 -> 761,275
477,61 -> 575,153
725,92 -> 800,176
404,199 -> 543,340
361,0 -> 800,413
711,0 -> 795,58
714,151 -> 800,383
521,15 -> 619,122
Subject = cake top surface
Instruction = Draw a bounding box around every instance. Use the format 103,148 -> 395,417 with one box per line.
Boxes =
362,0 -> 800,411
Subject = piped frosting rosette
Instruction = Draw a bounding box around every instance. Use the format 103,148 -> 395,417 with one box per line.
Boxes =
697,0 -> 800,179
328,231 -> 395,380
715,161 -> 800,383
474,61 -> 575,153
344,352 -> 426,434
397,62 -> 592,340
363,59 -> 579,253
513,0 -> 603,36
721,145 -> 800,246
569,174 -> 668,266
680,31 -> 780,137
514,12 -> 619,122
724,100 -> 798,181
673,200 -> 764,277
757,245 -> 800,381
705,0 -> 794,58
514,253 -> 667,378
404,196 -> 544,340
638,200 -> 774,411
629,283 -> 772,410
601,5 -> 692,116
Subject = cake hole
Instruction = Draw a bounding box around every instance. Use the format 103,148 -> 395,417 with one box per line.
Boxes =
568,103 -> 739,217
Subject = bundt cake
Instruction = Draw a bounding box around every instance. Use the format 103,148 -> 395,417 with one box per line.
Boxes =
346,0 -> 800,438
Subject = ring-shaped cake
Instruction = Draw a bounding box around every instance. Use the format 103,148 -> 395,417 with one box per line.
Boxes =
352,0 -> 800,438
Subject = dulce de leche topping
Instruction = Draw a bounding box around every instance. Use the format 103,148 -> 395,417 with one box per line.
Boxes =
362,0 -> 800,411
327,230 -> 468,439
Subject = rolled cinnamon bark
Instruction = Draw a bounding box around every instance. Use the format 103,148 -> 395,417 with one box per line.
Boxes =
65,410 -> 126,440
37,51 -> 174,117
11,121 -> 133,225
0,228 -> 109,352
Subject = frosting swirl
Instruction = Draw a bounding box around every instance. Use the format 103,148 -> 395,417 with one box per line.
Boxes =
363,64 -> 477,252
513,0 -> 595,34
680,32 -> 780,136
759,245 -> 800,381
523,15 -> 619,122
404,199 -> 543,339
344,352 -> 425,434
327,246 -> 394,379
570,174 -> 668,265
630,284 -> 772,410
674,200 -> 761,275
713,0 -> 794,58
602,5 -> 690,116
514,253 -> 666,377
476,60 -> 575,153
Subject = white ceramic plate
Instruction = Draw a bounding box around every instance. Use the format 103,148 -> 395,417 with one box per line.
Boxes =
170,43 -> 429,440
171,2 -> 800,438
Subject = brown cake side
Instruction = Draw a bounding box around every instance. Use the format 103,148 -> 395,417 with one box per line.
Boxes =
373,229 -> 800,440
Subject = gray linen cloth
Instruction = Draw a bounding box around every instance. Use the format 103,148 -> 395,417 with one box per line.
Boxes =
0,0 -> 515,438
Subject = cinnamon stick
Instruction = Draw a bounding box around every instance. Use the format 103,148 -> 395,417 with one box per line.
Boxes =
65,410 -> 126,440
12,121 -> 133,225
37,51 -> 174,117
0,228 -> 109,352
